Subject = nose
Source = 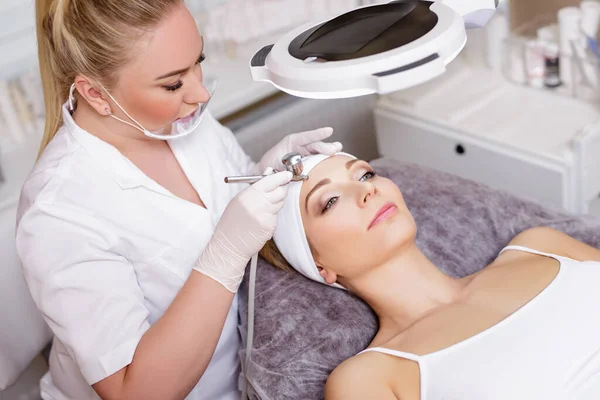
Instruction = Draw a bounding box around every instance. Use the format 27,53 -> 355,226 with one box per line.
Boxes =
358,181 -> 376,207
184,71 -> 211,105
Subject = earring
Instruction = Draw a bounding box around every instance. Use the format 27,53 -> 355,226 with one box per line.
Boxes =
105,108 -> 112,116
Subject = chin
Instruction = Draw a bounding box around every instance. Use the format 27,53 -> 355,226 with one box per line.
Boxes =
377,212 -> 416,246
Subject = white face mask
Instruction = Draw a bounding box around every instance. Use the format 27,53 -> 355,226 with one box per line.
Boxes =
68,80 -> 217,140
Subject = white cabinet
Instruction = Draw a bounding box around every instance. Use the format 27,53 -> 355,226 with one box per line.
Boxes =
374,59 -> 600,215
375,108 -> 571,209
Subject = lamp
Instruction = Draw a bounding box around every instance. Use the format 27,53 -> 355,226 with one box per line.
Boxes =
249,0 -> 499,99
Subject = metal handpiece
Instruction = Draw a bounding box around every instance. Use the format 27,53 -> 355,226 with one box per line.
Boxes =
224,151 -> 309,184
224,174 -> 308,184
224,175 -> 268,184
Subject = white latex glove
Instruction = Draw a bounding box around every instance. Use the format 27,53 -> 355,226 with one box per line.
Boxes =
257,127 -> 343,172
193,170 -> 293,292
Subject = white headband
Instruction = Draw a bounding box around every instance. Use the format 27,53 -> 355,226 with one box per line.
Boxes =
272,152 -> 356,290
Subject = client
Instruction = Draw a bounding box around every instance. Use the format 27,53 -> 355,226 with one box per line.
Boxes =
260,153 -> 600,400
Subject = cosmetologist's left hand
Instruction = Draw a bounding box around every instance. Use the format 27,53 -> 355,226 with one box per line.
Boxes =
257,127 -> 342,172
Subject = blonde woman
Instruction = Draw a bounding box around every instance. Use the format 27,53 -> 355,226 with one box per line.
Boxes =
15,1 -> 341,399
263,153 -> 600,400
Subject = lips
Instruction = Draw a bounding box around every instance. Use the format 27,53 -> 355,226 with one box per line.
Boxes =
368,202 -> 397,230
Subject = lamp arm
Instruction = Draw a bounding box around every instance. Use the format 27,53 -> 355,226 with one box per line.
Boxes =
439,0 -> 499,29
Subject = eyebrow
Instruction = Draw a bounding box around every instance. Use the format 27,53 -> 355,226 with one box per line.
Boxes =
305,179 -> 331,212
155,37 -> 204,80
345,159 -> 360,170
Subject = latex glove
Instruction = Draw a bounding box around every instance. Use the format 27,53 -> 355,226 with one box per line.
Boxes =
193,170 -> 293,292
257,127 -> 343,172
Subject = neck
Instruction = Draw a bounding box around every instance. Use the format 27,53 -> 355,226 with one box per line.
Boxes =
73,100 -> 161,154
345,242 -> 470,336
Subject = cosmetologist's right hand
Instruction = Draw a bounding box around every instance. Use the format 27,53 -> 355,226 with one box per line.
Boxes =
193,170 -> 293,292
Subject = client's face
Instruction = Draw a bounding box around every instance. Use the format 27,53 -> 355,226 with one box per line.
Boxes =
300,155 -> 416,284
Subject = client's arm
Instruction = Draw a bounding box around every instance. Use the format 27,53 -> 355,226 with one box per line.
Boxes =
509,226 -> 600,262
324,355 -> 418,400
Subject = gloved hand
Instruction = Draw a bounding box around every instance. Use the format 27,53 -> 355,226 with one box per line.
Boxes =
257,127 -> 343,172
193,170 -> 293,292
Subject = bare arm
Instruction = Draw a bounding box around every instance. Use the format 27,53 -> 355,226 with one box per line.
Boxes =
93,272 -> 235,400
510,226 -> 600,262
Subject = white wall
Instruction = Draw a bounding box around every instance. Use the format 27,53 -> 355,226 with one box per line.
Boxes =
0,0 -> 37,80
232,94 -> 379,163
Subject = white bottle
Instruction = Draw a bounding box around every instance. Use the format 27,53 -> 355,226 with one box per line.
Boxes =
558,6 -> 582,89
485,7 -> 508,73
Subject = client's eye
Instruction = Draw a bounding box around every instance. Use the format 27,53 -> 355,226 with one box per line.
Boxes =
322,197 -> 339,213
360,170 -> 377,181
196,53 -> 206,64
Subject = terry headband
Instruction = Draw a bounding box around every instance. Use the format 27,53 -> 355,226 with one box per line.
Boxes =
273,152 -> 356,290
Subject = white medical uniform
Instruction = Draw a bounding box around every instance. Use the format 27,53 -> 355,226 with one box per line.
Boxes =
15,103 -> 257,400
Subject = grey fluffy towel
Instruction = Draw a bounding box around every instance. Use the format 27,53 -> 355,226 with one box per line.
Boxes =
238,158 -> 600,400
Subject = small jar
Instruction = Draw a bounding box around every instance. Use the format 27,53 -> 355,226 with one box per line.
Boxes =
544,43 -> 562,88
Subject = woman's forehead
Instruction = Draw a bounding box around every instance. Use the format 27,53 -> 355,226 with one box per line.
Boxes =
300,155 -> 365,196
309,155 -> 362,176
127,4 -> 202,79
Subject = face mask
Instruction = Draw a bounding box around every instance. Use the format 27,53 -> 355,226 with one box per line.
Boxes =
68,80 -> 217,140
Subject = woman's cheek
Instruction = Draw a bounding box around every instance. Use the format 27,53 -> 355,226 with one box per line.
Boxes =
126,90 -> 181,129
314,213 -> 359,246
309,220 -> 339,254
143,95 -> 181,126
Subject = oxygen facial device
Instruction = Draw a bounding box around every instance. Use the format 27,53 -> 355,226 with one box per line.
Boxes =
224,152 -> 309,184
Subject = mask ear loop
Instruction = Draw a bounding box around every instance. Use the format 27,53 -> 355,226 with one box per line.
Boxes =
68,83 -> 77,113
101,86 -> 147,134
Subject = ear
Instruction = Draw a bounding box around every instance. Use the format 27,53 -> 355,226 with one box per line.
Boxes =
317,265 -> 338,285
74,75 -> 112,116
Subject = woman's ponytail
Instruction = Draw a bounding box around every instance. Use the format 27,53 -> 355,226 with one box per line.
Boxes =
35,0 -> 68,158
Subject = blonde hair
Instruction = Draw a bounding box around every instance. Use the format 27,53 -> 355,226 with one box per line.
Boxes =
260,240 -> 293,272
259,239 -> 320,273
35,0 -> 182,157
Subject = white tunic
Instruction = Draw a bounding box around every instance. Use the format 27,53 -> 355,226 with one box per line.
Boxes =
15,104 -> 256,399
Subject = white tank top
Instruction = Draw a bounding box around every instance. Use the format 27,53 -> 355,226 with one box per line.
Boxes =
358,245 -> 600,400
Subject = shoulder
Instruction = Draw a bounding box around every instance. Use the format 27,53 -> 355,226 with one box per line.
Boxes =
508,226 -> 600,262
509,226 -> 581,250
17,149 -> 118,259
325,355 -> 389,399
19,132 -> 126,225
325,351 -> 415,400
21,133 -> 108,207
509,226 -> 566,246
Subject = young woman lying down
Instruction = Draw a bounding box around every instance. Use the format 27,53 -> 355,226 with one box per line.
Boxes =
260,152 -> 600,400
